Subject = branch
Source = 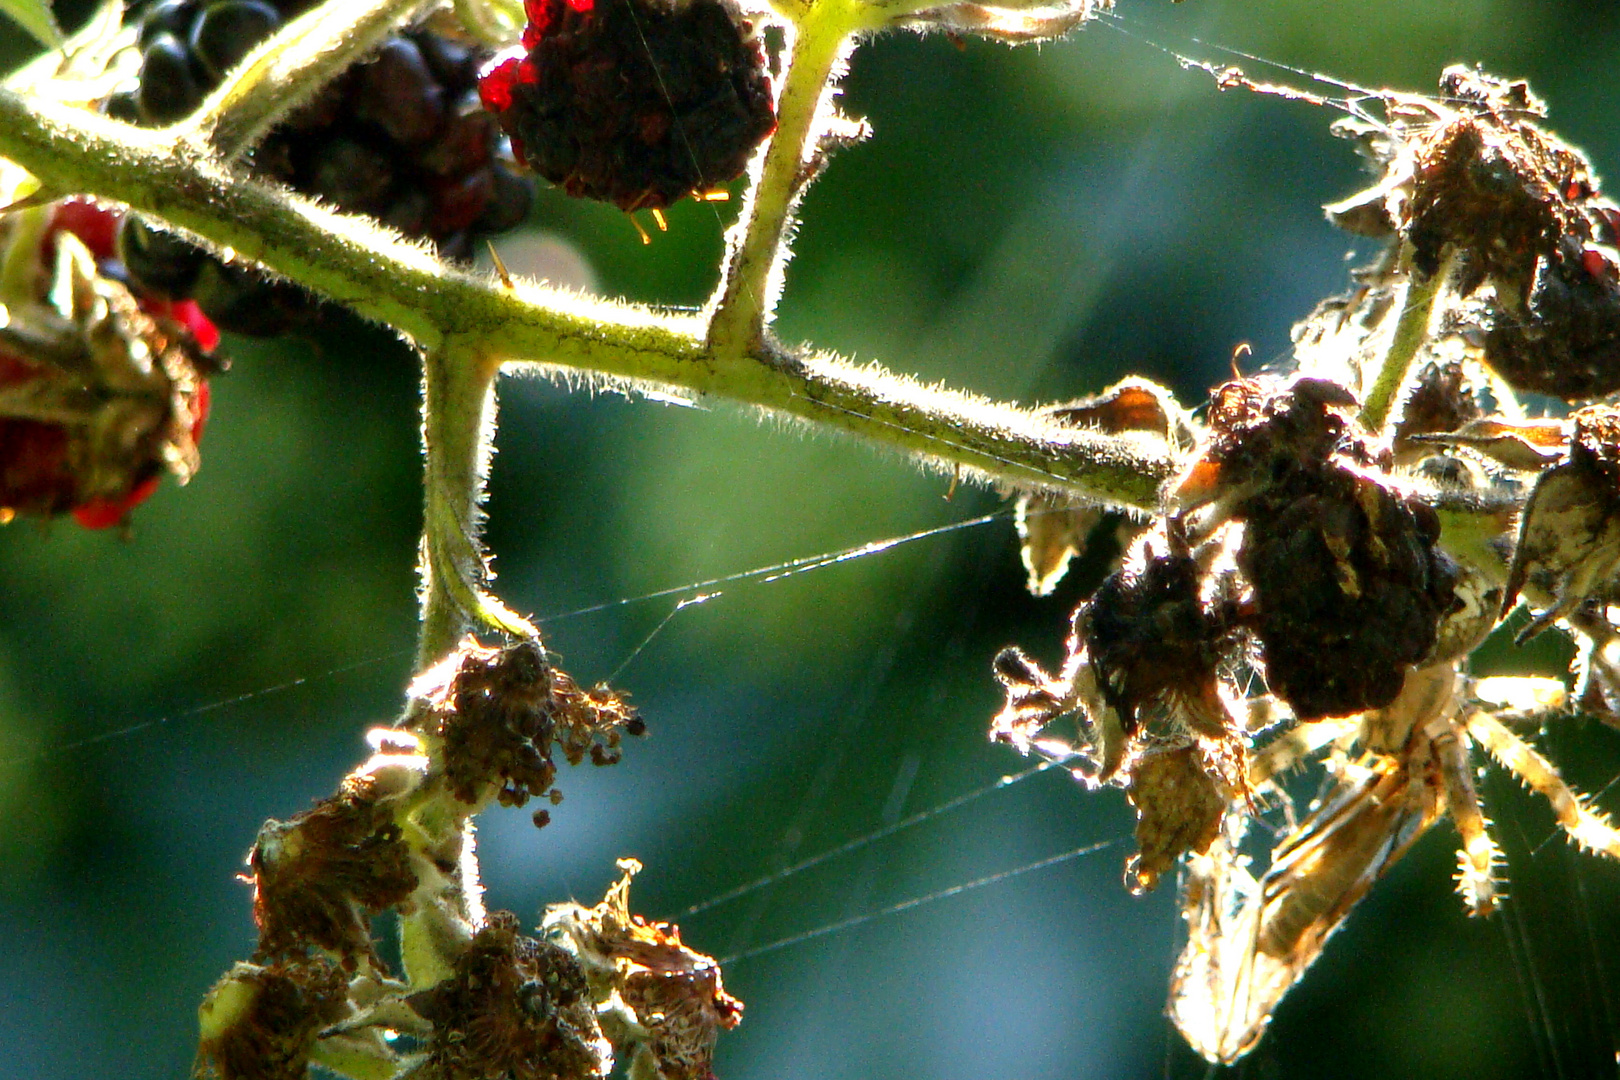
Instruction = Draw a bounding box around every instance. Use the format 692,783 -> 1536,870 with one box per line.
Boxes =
0,88 -> 1176,510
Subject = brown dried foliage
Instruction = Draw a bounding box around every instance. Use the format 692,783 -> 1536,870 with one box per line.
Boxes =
552,862 -> 743,1080
248,772 -> 417,968
412,638 -> 644,822
194,959 -> 348,1080
412,911 -> 610,1080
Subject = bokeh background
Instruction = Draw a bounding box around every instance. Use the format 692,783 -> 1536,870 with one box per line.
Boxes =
3,1 -> 1620,1077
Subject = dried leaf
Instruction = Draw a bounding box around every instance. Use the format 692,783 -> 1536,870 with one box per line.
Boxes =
1502,407 -> 1620,638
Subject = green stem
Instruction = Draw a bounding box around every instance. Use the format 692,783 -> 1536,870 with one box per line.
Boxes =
418,342 -> 535,668
1358,245 -> 1450,435
706,2 -> 858,356
0,88 -> 1171,509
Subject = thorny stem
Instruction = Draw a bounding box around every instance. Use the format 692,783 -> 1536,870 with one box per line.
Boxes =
181,0 -> 437,160
0,87 -> 1176,509
706,0 -> 862,355
1358,244 -> 1451,435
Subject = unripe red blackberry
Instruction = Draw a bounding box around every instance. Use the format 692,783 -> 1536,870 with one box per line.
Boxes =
478,0 -> 776,212
107,2 -> 534,336
0,199 -> 214,529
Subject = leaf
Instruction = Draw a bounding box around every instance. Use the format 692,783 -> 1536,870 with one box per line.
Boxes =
0,0 -> 63,50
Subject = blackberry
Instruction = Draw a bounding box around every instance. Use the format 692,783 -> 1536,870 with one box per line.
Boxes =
479,0 -> 776,212
1204,379 -> 1461,719
107,3 -> 533,336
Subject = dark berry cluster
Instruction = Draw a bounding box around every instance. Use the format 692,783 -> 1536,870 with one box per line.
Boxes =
1209,379 -> 1460,720
478,0 -> 776,211
1331,66 -> 1620,400
109,1 -> 533,335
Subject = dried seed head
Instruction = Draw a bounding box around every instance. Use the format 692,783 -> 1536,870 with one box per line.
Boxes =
1391,361 -> 1481,459
1184,378 -> 1460,719
410,637 -> 643,818
1327,66 -> 1620,400
194,959 -> 348,1080
0,198 -> 214,526
248,773 -> 418,967
411,911 -> 612,1080
1240,461 -> 1458,719
544,860 -> 742,1080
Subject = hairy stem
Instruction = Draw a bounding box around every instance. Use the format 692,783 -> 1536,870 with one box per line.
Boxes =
181,0 -> 438,160
706,2 -> 856,354
419,342 -> 536,667
0,89 -> 1178,509
1359,245 -> 1450,435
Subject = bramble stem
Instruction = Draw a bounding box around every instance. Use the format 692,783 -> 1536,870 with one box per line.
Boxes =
0,88 -> 1176,510
1358,244 -> 1450,435
706,1 -> 858,355
181,0 -> 437,161
419,342 -> 537,667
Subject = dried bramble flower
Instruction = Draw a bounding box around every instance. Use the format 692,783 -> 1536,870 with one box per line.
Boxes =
545,860 -> 742,1080
478,0 -> 776,212
248,771 -> 419,968
411,910 -> 613,1080
1503,405 -> 1620,639
0,194 -> 214,527
408,636 -> 645,822
195,958 -> 348,1080
1328,66 -> 1620,400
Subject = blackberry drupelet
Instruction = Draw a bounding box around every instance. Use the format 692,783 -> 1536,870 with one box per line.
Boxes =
108,1 -> 533,336
478,0 -> 776,212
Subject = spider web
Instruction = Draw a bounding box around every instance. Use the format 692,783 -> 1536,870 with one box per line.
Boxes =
1,9 -> 1619,1080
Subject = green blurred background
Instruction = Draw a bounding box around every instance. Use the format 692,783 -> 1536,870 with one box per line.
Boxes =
3,2 -> 1620,1077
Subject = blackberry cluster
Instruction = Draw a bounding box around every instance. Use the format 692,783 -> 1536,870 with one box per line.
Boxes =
108,1 -> 532,336
479,0 -> 776,212
1211,380 -> 1460,719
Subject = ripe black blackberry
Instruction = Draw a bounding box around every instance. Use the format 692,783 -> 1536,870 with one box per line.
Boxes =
107,2 -> 533,336
478,0 -> 776,212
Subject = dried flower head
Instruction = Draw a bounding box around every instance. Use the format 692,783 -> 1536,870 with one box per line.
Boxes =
411,910 -> 613,1080
248,772 -> 418,968
1329,66 -> 1620,399
409,637 -> 645,821
194,959 -> 348,1080
545,860 -> 742,1080
1182,377 -> 1460,719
